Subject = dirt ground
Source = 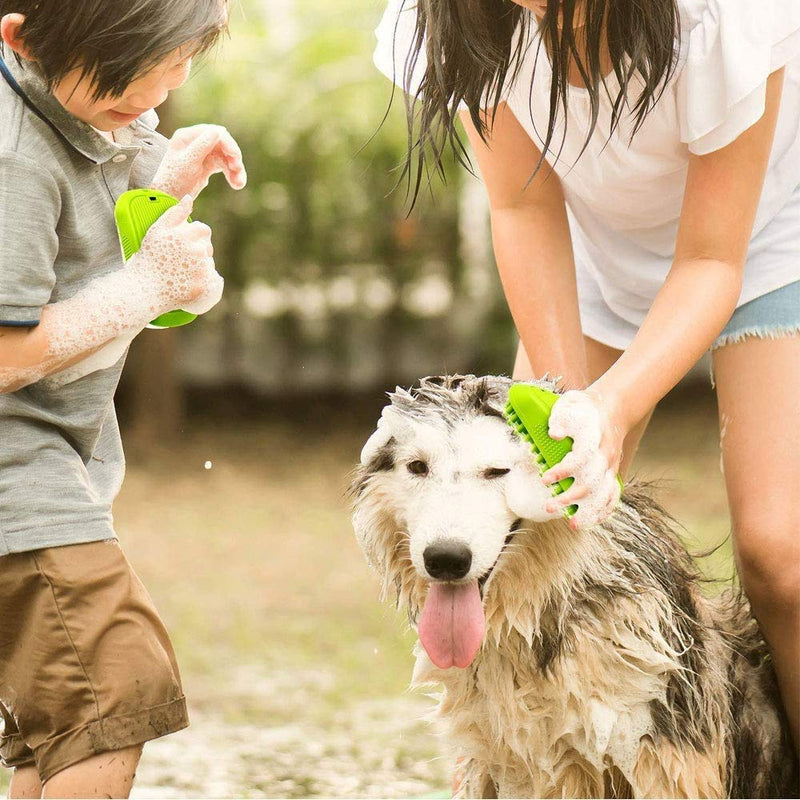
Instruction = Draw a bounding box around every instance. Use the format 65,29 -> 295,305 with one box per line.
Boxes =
132,681 -> 444,798
2,384 -> 733,798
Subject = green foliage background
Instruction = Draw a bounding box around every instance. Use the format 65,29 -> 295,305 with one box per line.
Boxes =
182,0 -> 462,289
168,0 -> 516,388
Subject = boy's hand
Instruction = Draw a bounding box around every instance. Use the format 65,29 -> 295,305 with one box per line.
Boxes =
151,124 -> 247,199
129,195 -> 224,317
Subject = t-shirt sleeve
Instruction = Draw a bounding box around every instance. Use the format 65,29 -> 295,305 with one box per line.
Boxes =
373,0 -> 427,96
373,0 -> 517,109
0,153 -> 59,326
676,0 -> 800,155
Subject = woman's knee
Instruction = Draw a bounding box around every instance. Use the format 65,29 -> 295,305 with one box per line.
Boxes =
733,504 -> 800,609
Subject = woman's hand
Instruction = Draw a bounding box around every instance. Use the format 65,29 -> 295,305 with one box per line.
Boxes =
540,388 -> 625,530
151,124 -> 247,200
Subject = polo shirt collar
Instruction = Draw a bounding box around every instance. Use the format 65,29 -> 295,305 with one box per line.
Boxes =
1,53 -> 136,165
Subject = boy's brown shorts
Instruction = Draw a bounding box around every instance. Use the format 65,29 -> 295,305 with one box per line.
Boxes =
0,540 -> 188,783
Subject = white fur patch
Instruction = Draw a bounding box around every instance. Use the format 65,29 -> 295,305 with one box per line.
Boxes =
360,405 -> 405,465
505,462 -> 562,522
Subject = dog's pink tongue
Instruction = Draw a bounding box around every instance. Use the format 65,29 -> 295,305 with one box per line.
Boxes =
419,581 -> 485,669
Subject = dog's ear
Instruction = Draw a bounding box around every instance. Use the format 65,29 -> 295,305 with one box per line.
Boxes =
360,405 -> 404,466
505,460 -> 563,522
483,375 -> 513,400
481,376 -> 513,417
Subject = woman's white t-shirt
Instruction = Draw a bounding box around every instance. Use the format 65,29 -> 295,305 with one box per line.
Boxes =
373,0 -> 800,348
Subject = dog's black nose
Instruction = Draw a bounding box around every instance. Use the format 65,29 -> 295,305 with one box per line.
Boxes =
423,541 -> 472,580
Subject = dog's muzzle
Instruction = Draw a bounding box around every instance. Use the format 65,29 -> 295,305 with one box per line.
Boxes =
423,540 -> 472,581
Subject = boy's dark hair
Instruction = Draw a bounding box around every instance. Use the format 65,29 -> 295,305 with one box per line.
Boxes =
396,0 -> 680,205
0,0 -> 227,99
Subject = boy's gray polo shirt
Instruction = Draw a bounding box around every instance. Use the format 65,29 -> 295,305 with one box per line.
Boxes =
0,54 -> 168,555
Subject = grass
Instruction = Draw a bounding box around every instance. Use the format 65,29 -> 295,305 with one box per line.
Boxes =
117,417 -> 421,713
0,382 -> 734,796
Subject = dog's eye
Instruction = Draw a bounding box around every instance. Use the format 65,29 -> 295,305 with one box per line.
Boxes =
483,467 -> 510,479
407,460 -> 429,476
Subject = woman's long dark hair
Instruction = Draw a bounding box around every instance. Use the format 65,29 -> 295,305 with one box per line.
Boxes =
398,0 -> 680,203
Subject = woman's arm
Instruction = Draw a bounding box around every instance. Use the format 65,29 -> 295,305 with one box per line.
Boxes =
460,103 -> 588,389
544,69 -> 786,526
593,68 -> 786,430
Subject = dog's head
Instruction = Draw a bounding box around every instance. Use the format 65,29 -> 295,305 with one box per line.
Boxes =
351,374 -> 574,671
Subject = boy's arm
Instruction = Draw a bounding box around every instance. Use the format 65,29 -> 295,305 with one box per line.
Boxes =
0,321 -> 102,393
0,196 -> 221,393
0,152 -> 126,389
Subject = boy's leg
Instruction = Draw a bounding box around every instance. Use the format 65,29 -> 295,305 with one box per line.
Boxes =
8,766 -> 42,799
2,699 -> 40,799
711,333 -> 800,752
9,747 -> 144,800
42,746 -> 143,799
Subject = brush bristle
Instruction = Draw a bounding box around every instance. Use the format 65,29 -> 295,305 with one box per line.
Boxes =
505,402 -> 548,470
505,391 -> 578,517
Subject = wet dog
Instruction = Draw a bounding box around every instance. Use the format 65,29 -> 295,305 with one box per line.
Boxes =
350,375 -> 797,798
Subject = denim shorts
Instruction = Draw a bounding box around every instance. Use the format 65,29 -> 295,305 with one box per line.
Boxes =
711,280 -> 800,350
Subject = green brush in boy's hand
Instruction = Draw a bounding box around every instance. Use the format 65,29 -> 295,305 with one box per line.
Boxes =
114,188 -> 198,329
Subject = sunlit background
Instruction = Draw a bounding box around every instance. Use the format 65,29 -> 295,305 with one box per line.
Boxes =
0,1 -> 734,796
120,0 -> 511,421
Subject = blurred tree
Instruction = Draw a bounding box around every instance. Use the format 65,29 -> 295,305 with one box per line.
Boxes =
119,0 -> 511,436
182,0 -> 464,286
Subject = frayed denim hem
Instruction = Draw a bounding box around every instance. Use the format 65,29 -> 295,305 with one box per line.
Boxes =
711,323 -> 800,352
709,325 -> 800,387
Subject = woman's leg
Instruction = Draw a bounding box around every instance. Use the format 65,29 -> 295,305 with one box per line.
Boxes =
711,333 -> 800,751
514,338 -> 654,478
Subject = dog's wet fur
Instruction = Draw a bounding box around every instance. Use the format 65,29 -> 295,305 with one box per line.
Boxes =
350,375 -> 798,798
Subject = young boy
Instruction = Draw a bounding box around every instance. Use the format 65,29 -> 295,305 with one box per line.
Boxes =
0,1 -> 246,796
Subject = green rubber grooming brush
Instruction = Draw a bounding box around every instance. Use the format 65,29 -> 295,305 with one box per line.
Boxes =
114,188 -> 197,329
504,383 -> 624,518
